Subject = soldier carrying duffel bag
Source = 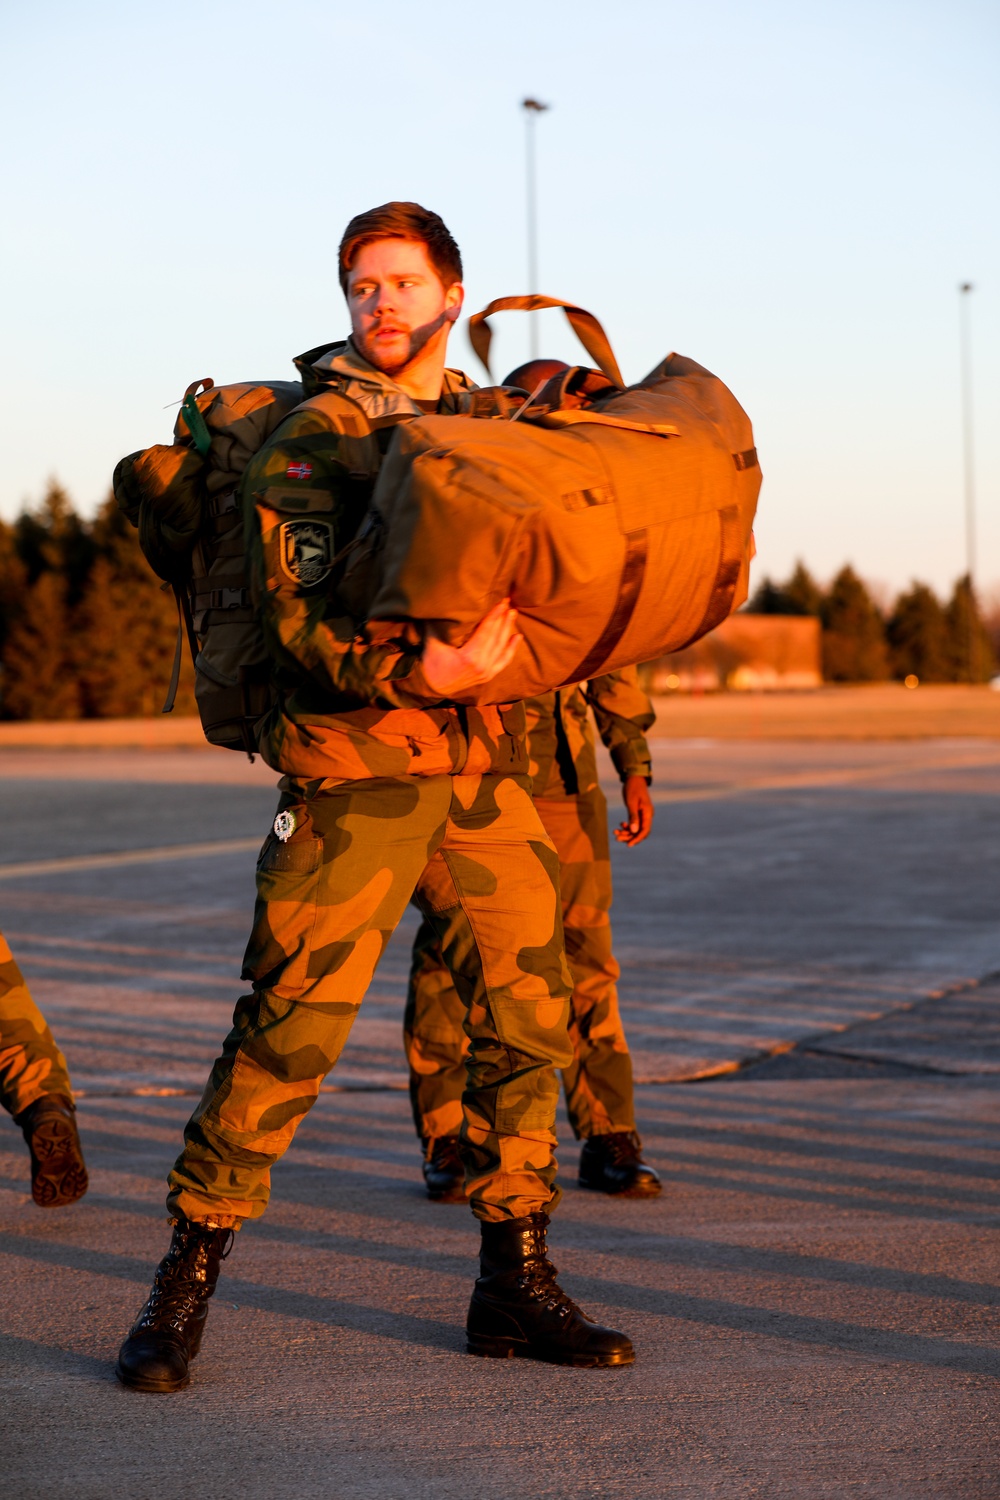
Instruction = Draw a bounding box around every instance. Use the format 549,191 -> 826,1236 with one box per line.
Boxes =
111,195 -> 760,1396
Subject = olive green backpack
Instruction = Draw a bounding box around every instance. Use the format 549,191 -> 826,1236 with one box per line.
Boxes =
113,376 -> 379,755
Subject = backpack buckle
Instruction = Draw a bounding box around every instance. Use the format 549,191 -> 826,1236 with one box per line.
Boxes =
209,587 -> 250,610
209,491 -> 239,517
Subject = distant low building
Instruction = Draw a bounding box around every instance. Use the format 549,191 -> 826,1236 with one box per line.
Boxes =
648,613 -> 822,692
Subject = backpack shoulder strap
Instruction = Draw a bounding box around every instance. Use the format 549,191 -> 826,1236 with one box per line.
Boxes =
288,387 -> 381,479
293,386 -> 372,435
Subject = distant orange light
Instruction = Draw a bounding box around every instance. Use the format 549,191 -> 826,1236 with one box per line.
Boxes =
904,674 -> 919,689
665,674 -> 681,690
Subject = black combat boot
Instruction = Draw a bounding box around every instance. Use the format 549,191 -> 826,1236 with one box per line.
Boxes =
578,1131 -> 662,1198
116,1219 -> 234,1393
467,1213 -> 634,1367
421,1136 -> 465,1202
15,1094 -> 88,1208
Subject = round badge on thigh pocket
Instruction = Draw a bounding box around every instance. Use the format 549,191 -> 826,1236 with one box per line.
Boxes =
274,810 -> 296,842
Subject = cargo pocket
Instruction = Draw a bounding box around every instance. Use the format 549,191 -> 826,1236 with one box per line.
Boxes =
246,828 -> 325,998
257,833 -> 323,876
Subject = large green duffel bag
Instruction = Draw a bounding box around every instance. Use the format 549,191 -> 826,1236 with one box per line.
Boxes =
365,297 -> 761,704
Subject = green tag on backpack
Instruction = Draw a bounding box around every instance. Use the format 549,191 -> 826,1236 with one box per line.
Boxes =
181,392 -> 213,458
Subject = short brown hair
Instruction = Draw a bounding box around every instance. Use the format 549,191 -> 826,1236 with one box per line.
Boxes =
338,202 -> 463,294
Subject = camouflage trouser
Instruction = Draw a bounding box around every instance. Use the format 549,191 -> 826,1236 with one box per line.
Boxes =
168,773 -> 574,1227
404,784 -> 636,1143
0,930 -> 73,1117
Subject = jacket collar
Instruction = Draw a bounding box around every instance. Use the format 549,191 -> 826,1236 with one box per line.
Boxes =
293,337 -> 477,420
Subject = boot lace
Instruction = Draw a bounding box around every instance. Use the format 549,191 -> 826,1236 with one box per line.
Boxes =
516,1230 -> 580,1321
426,1136 -> 462,1173
132,1227 -> 234,1337
598,1131 -> 642,1168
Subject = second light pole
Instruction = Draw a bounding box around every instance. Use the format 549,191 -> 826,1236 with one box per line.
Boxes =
522,97 -> 550,359
958,281 -> 977,680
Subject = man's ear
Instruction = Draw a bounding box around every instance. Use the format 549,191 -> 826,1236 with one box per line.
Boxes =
444,282 -> 465,324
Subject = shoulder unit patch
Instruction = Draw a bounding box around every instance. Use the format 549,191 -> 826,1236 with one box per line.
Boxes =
279,518 -> 334,587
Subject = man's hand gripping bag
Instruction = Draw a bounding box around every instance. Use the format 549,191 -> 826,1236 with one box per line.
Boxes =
366,297 -> 761,704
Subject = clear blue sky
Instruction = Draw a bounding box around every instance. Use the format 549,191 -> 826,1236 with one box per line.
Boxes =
1,0 -> 997,599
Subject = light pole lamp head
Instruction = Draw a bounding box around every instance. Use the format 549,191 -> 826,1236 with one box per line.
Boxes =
959,282 -> 974,294
522,97 -> 550,114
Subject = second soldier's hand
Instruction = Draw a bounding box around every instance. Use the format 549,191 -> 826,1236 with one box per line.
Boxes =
421,599 -> 522,697
614,774 -> 654,846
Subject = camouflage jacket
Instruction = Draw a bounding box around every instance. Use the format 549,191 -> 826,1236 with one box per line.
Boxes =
241,339 -> 526,782
527,666 -> 655,799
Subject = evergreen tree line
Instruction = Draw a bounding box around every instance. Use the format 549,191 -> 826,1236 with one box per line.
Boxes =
0,481 -> 195,720
0,488 -> 996,718
749,563 -> 998,683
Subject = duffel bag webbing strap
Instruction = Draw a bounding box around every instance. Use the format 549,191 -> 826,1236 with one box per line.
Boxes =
468,296 -> 626,389
563,530 -> 649,685
692,506 -> 745,640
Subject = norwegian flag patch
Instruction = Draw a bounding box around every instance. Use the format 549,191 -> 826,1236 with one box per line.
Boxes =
285,461 -> 313,480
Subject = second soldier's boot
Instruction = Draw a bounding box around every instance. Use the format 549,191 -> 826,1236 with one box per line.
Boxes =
116,1218 -> 234,1393
466,1212 -> 634,1367
421,1135 -> 465,1202
15,1094 -> 88,1208
578,1131 -> 662,1198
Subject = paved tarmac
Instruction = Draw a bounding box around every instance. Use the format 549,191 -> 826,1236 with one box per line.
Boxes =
0,738 -> 998,1498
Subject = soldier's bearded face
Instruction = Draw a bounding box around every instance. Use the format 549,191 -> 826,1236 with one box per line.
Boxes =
346,239 -> 463,376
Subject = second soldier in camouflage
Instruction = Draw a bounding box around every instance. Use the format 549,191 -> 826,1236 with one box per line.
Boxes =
407,666 -> 663,1200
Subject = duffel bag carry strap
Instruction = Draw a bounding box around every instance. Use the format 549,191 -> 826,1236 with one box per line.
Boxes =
468,296 -> 626,389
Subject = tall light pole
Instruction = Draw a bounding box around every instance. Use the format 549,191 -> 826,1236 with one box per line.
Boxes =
958,282 -> 976,585
522,97 -> 550,359
958,282 -> 977,679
